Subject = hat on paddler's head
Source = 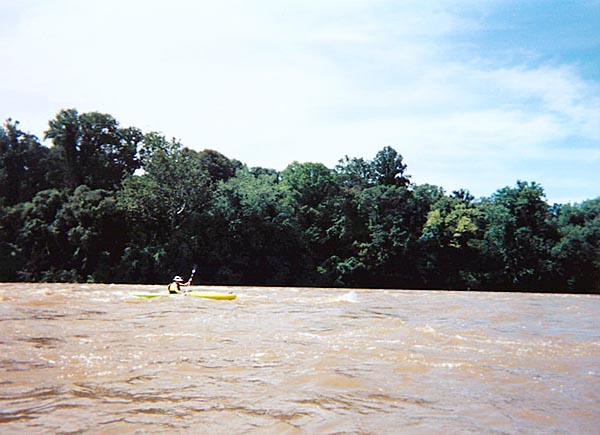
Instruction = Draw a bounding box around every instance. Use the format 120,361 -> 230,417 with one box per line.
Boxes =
173,276 -> 183,282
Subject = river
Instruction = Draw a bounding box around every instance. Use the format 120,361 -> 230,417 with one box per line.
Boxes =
1,283 -> 598,434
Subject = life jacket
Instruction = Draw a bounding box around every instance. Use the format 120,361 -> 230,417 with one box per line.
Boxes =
168,282 -> 180,294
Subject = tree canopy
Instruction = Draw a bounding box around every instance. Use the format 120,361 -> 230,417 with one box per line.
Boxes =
1,110 -> 598,293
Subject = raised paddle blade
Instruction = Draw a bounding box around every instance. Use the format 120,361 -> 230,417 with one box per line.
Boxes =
189,264 -> 198,283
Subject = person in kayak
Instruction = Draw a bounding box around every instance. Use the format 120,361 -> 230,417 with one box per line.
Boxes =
168,275 -> 191,294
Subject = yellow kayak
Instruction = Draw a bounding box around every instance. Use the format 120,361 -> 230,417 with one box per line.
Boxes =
130,291 -> 236,300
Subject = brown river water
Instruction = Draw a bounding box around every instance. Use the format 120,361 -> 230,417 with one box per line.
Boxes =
1,283 -> 599,434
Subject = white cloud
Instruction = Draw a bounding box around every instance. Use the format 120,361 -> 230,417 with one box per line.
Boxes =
1,0 -> 598,203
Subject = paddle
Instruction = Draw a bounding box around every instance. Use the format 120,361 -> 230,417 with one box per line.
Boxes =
189,264 -> 197,284
183,264 -> 197,294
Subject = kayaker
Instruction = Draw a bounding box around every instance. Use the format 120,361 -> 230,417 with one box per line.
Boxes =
168,275 -> 191,294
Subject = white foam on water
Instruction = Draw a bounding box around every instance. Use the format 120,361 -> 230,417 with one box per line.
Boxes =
338,291 -> 359,303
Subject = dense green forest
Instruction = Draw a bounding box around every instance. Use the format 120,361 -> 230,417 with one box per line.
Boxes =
1,109 -> 599,293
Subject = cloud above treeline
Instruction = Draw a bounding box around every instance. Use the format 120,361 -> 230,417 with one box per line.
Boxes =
1,0 -> 599,203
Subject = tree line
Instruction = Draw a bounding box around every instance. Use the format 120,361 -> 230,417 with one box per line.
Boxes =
1,109 -> 598,293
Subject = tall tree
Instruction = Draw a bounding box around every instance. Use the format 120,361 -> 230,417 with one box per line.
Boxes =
0,120 -> 59,205
117,133 -> 214,282
14,189 -> 71,281
207,167 -> 301,284
349,184 -> 427,287
198,149 -> 242,184
54,186 -> 126,282
551,199 -> 600,292
419,188 -> 480,289
45,109 -> 141,190
477,181 -> 555,291
336,155 -> 374,188
280,162 -> 345,284
336,146 -> 411,188
372,146 -> 411,187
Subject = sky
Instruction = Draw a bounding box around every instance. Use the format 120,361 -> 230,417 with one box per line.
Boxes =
1,0 -> 599,204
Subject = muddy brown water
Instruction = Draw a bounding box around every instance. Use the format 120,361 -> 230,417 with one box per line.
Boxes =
1,283 -> 599,434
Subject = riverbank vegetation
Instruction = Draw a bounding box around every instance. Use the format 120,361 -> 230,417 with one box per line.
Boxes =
1,110 -> 598,293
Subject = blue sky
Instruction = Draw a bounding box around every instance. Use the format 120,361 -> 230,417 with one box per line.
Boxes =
1,0 -> 598,204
